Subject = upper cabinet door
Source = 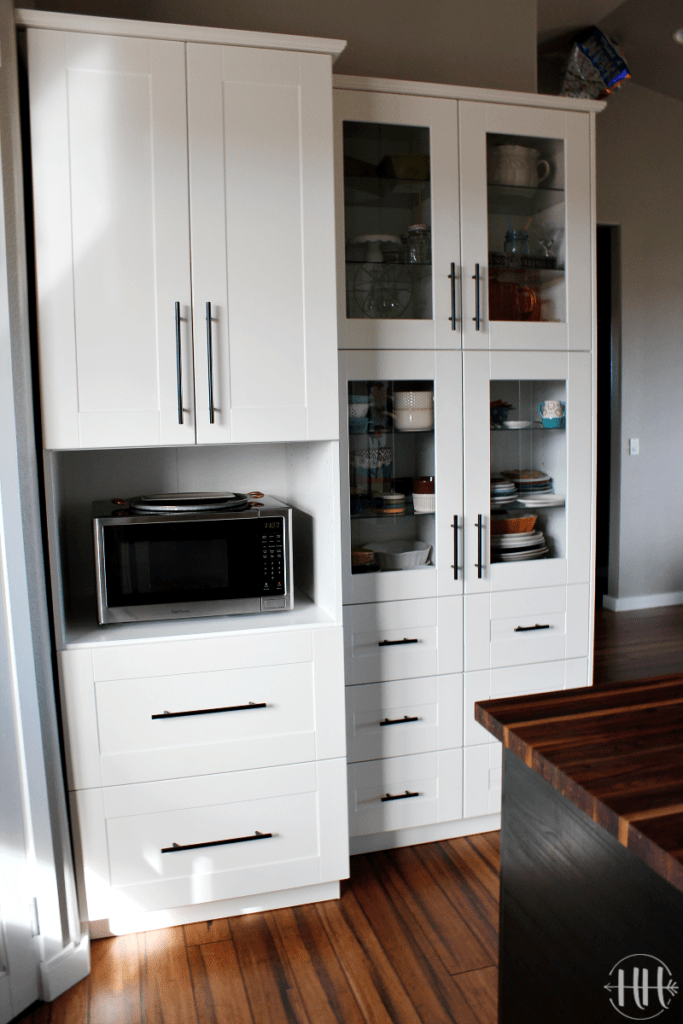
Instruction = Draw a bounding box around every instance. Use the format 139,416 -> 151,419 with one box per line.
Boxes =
187,44 -> 339,443
334,90 -> 461,351
459,102 -> 592,352
28,30 -> 194,449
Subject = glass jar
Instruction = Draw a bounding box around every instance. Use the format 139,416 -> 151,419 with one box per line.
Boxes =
406,224 -> 431,264
504,229 -> 530,257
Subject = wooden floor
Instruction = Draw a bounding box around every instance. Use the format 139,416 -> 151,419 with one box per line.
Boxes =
16,833 -> 500,1024
16,604 -> 683,1024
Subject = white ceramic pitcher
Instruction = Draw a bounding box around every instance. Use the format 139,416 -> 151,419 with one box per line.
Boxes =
488,145 -> 550,188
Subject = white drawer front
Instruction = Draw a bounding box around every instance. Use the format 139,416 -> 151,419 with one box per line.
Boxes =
348,750 -> 462,837
463,743 -> 502,818
76,759 -> 349,918
346,675 -> 462,764
344,597 -> 462,685
96,663 -> 315,786
464,657 -> 589,746
464,585 -> 589,672
91,630 -> 312,681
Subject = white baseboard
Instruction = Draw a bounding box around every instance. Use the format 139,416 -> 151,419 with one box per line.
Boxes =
349,813 -> 501,856
602,590 -> 683,612
39,934 -> 89,1002
92,880 -> 341,938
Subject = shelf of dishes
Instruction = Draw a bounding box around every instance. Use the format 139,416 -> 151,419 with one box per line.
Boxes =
487,183 -> 564,217
352,541 -> 433,574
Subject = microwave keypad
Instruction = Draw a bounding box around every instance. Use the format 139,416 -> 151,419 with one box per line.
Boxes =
261,525 -> 284,593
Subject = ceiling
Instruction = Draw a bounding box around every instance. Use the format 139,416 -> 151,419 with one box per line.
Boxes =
537,0 -> 683,101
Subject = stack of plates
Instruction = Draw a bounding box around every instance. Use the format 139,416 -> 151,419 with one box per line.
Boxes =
377,492 -> 405,515
516,492 -> 566,508
491,530 -> 549,562
501,470 -> 565,508
491,476 -> 517,508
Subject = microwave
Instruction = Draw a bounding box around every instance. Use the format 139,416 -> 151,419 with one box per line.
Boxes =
93,494 -> 293,624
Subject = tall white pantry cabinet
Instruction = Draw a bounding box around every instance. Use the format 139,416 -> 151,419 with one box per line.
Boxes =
23,10 -> 348,938
334,77 -> 602,852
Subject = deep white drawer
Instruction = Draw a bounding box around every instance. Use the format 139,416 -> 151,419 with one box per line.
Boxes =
95,662 -> 315,786
347,750 -> 462,837
344,597 -> 462,685
73,759 -> 348,919
464,656 -> 589,746
60,627 -> 345,789
346,675 -> 462,764
464,585 -> 589,672
463,743 -> 502,818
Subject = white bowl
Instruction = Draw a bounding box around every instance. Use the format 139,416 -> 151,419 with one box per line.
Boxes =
501,420 -> 532,429
362,540 -> 431,570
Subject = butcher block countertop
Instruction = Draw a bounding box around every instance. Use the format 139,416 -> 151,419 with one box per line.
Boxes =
475,675 -> 683,894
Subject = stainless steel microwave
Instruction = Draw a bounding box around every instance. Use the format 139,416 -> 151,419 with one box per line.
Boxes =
93,494 -> 293,624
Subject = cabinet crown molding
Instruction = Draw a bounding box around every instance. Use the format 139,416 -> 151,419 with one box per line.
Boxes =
333,74 -> 606,113
15,8 -> 347,60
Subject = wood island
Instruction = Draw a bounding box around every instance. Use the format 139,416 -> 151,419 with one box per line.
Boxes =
476,675 -> 683,1023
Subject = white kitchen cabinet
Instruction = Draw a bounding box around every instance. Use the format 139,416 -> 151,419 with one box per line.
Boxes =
334,79 -> 600,353
28,26 -> 342,449
339,348 -> 463,604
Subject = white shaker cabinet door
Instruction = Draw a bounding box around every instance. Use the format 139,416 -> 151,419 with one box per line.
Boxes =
187,45 -> 338,444
28,30 -> 194,449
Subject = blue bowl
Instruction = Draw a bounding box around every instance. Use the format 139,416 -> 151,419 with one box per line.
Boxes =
540,416 -> 566,429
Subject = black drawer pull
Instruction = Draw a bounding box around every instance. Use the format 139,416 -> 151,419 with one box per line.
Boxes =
514,624 -> 551,633
162,830 -> 273,854
378,638 -> 419,647
152,701 -> 267,720
381,790 -> 420,803
380,715 -> 420,727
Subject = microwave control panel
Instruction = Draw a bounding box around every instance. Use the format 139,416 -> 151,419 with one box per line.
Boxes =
260,518 -> 285,594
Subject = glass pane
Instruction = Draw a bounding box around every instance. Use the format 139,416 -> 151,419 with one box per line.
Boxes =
343,121 -> 432,320
348,380 -> 435,573
490,380 -> 566,562
487,134 -> 566,324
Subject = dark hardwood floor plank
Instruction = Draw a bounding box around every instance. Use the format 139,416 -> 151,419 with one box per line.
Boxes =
450,966 -> 498,1024
593,606 -> 683,685
32,975 -> 89,1024
188,939 -> 253,1024
381,845 -> 494,974
349,853 -> 490,1024
89,934 -> 142,1024
139,926 -> 199,1024
183,919 -> 233,948
317,890 -> 422,1024
268,905 -> 366,1024
230,913 -> 310,1024
447,833 -> 501,907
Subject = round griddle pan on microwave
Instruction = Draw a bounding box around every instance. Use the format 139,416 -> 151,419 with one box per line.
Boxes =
120,492 -> 251,513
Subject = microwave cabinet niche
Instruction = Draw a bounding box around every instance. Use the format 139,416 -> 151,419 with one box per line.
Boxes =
27,27 -> 342,450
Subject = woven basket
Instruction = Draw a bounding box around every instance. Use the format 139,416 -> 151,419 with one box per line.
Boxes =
490,515 -> 537,535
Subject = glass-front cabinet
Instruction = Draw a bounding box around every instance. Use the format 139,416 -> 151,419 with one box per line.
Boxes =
339,350 -> 463,603
463,350 -> 593,594
334,90 -> 592,352
334,91 -> 460,350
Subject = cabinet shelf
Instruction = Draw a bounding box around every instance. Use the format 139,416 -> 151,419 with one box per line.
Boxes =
490,425 -> 565,432
345,176 -> 430,208
346,259 -> 432,268
487,183 -> 564,216
351,506 -> 435,520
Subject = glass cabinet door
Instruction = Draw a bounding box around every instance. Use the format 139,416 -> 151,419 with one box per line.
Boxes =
463,350 -> 592,593
339,350 -> 462,603
334,90 -> 460,350
459,102 -> 592,351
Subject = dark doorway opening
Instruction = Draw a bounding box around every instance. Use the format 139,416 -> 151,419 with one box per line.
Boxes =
595,225 -> 614,605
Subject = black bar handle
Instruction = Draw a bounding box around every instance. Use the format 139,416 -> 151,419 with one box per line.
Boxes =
475,514 -> 484,578
448,262 -> 457,330
378,637 -> 419,647
162,831 -> 272,854
380,715 -> 420,727
206,301 -> 215,424
381,790 -> 420,803
514,624 -> 551,633
152,701 -> 267,721
472,263 -> 481,331
451,514 -> 458,580
175,301 -> 183,424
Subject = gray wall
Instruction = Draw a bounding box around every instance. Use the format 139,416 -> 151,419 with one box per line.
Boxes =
17,0 -> 538,93
596,83 -> 683,603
